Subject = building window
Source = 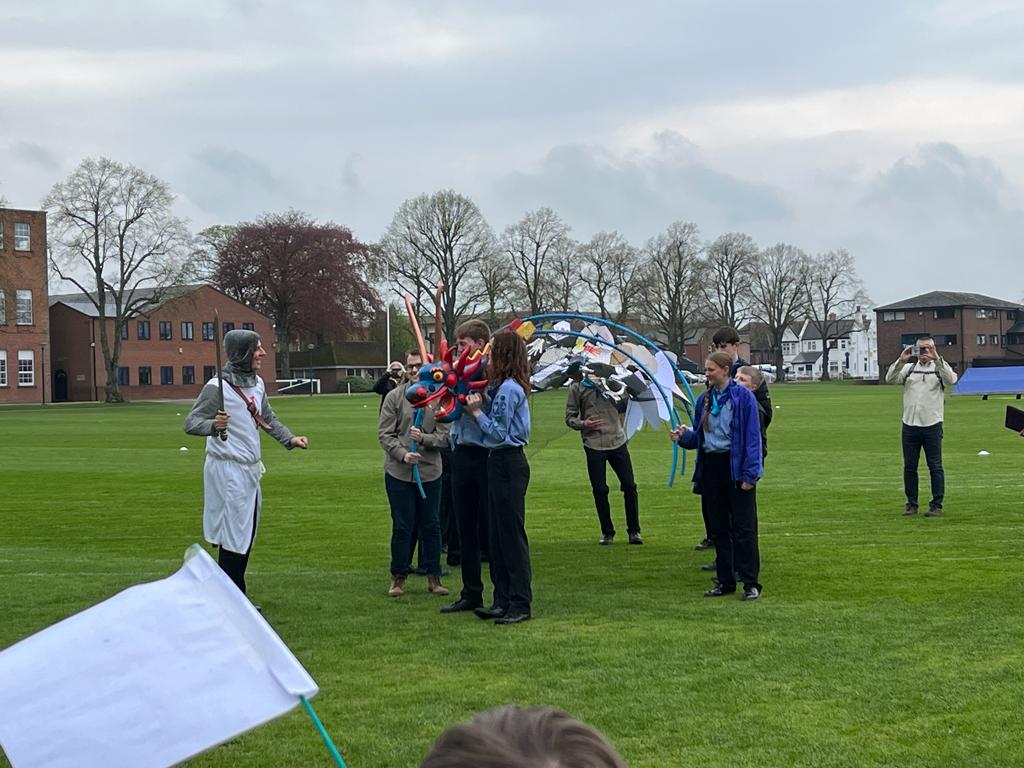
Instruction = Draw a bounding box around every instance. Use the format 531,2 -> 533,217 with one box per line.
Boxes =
1007,310 -> 1018,321
181,321 -> 194,340
118,367 -> 129,385
222,322 -> 235,336
0,221 -> 3,249
139,366 -> 152,385
137,320 -> 151,340
976,334 -> 987,346
159,320 -> 172,340
976,308 -> 997,319
933,334 -> 957,346
242,322 -> 254,331
828,339 -> 838,349
16,290 -> 32,325
0,350 -> 6,386
990,335 -> 999,345
933,308 -> 955,319
182,366 -> 195,385
1001,335 -> 1007,345
160,366 -> 173,385
18,350 -> 34,386
203,365 -> 216,381
883,311 -> 905,321
14,223 -> 30,251
0,290 -> 5,324
121,322 -> 129,340
202,322 -> 215,341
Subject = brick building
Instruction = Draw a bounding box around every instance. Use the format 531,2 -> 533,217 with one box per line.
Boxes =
0,207 -> 49,405
874,291 -> 1024,380
48,284 -> 273,401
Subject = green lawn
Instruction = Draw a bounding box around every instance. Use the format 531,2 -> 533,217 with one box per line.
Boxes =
1,384 -> 1022,767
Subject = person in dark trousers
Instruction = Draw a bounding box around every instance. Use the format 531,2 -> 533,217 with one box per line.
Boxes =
439,319 -> 494,615
184,330 -> 308,597
671,351 -> 764,600
565,374 -> 641,545
466,331 -> 533,624
885,335 -> 957,516
372,361 -> 406,413
378,350 -> 450,598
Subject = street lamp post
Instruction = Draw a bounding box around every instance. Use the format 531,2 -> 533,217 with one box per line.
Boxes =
40,340 -> 47,406
306,343 -> 315,396
90,341 -> 97,402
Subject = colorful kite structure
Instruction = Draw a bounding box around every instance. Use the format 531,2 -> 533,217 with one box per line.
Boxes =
506,313 -> 697,487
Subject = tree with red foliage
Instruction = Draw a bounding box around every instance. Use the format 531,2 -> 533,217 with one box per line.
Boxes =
213,211 -> 378,375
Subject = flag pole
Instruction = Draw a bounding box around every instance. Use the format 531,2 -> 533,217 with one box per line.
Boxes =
300,696 -> 348,768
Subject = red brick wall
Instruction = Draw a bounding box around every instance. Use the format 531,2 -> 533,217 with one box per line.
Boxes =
0,209 -> 49,404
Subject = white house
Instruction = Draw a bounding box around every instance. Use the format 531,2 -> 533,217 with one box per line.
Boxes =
782,310 -> 878,380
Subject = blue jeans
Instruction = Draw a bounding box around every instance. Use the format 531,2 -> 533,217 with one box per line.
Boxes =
385,474 -> 442,577
902,422 -> 944,509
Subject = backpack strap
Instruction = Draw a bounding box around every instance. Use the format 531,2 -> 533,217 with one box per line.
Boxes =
228,383 -> 273,432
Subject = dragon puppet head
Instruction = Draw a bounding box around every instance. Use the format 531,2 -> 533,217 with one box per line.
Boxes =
404,340 -> 490,422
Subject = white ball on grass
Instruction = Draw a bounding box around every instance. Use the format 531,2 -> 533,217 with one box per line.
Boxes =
180,446 -> 189,452
978,450 -> 990,456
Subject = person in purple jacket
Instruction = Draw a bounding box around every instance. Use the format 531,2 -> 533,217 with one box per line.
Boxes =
670,351 -> 764,600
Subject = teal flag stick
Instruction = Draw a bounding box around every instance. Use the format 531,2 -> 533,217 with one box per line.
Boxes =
300,696 -> 348,768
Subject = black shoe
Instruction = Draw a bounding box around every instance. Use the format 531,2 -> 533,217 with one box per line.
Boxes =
701,561 -> 717,571
495,612 -> 531,625
694,537 -> 714,550
628,533 -> 643,545
599,534 -> 615,545
440,598 -> 481,614
474,605 -> 507,620
742,587 -> 761,601
704,585 -> 736,597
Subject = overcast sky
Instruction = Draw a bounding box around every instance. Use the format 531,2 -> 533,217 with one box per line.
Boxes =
2,0 -> 1023,306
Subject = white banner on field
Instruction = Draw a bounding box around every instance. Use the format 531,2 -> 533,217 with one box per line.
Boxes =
0,545 -> 319,768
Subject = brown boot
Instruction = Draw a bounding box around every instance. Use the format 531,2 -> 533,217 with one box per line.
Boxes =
387,576 -> 406,597
427,575 -> 450,596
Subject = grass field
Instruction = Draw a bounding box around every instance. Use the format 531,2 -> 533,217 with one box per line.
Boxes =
1,384 -> 1022,767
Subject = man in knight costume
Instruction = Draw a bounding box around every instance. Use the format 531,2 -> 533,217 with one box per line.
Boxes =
184,329 -> 308,595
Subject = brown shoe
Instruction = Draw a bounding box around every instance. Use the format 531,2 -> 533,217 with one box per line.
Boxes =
902,503 -> 918,516
427,575 -> 450,596
924,505 -> 943,517
387,576 -> 406,597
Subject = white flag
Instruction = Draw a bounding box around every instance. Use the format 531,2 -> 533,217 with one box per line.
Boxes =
0,545 -> 319,768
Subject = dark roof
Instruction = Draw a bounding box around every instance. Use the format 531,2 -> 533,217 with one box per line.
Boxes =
800,319 -> 856,341
875,292 -> 1024,312
50,284 -> 208,317
1007,321 -> 1024,335
791,350 -> 823,364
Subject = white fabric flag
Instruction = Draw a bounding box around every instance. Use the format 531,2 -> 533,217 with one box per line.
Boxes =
0,546 -> 319,768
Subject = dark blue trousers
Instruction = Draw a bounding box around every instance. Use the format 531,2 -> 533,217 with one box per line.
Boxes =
385,474 -> 442,577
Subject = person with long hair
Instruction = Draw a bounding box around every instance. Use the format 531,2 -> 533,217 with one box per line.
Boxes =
670,351 -> 764,600
465,331 -> 533,624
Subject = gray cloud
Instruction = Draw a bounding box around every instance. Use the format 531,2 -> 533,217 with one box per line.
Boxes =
10,141 -> 59,172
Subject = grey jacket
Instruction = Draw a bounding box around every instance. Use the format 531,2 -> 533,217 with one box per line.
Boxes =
378,386 -> 450,482
565,381 -> 627,451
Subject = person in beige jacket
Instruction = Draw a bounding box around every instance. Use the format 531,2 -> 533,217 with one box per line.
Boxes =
565,375 -> 641,545
378,350 -> 451,597
886,334 -> 958,517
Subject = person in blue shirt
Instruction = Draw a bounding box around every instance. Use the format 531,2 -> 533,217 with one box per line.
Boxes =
670,351 -> 764,600
465,331 -> 533,624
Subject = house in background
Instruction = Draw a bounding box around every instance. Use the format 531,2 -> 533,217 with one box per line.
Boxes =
0,207 -> 49,404
874,292 -> 1024,379
781,310 -> 878,380
287,340 -> 389,393
48,284 -> 273,401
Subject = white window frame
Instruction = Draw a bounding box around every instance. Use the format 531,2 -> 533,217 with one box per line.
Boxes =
18,350 -> 34,386
0,290 -> 5,324
15,290 -> 32,325
0,221 -> 4,249
0,350 -> 7,386
13,222 -> 30,251
976,334 -> 986,346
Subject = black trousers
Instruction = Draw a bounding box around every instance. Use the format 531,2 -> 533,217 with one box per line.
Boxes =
487,447 -> 532,614
451,445 -> 491,605
902,422 -> 944,508
439,447 -> 460,562
702,451 -> 760,591
218,497 -> 259,594
584,444 -> 639,537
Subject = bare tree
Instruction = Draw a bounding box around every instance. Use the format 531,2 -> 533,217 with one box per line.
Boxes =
192,224 -> 236,281
379,189 -> 495,342
502,207 -> 571,314
545,238 -> 580,314
804,249 -> 869,380
748,243 -> 809,383
44,157 -> 193,402
637,221 -> 707,355
579,231 -> 640,322
703,232 -> 758,327
474,251 -> 515,330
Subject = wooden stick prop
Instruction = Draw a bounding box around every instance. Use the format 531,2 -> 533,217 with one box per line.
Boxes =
214,309 -> 228,442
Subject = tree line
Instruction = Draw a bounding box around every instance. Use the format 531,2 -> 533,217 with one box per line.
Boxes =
41,158 -> 867,401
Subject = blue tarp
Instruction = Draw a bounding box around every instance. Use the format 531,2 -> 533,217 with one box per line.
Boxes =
952,367 -> 1024,395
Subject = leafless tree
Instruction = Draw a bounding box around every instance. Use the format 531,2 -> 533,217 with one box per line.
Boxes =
44,157 -> 193,402
804,249 -> 869,380
579,231 -> 641,322
502,207 -> 571,314
379,189 -> 496,342
636,221 -> 707,356
473,251 -> 515,330
192,224 -> 236,282
545,238 -> 580,313
748,243 -> 809,383
703,232 -> 758,327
